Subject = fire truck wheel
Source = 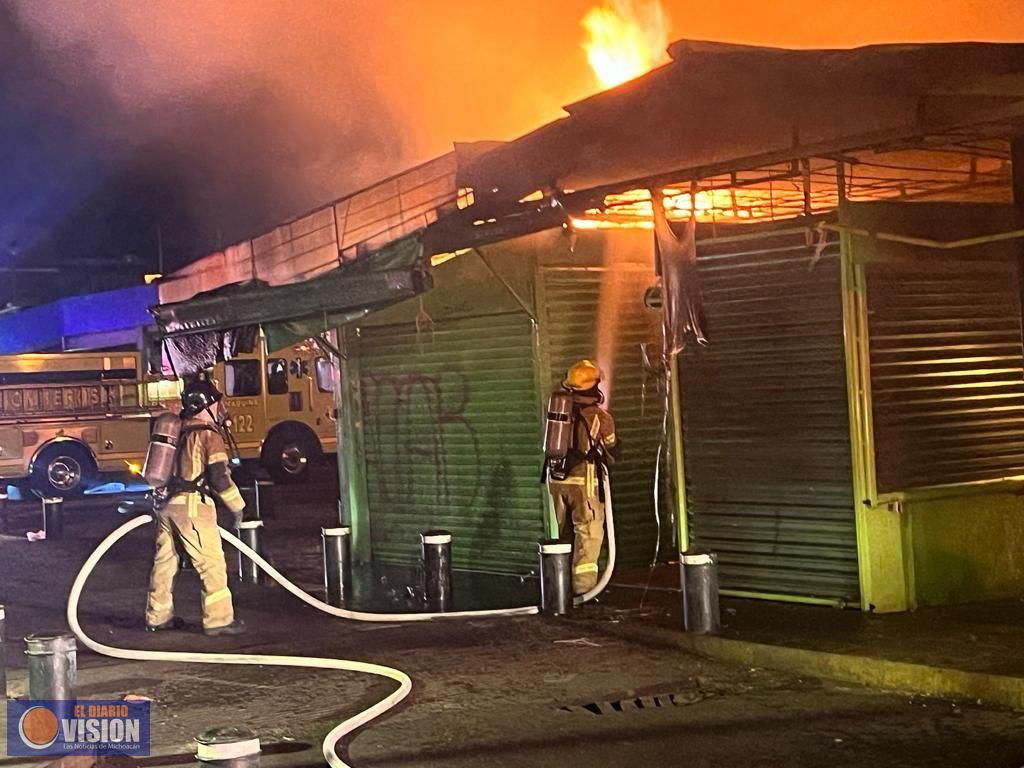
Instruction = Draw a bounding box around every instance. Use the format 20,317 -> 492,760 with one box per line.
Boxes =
262,430 -> 317,484
31,442 -> 96,497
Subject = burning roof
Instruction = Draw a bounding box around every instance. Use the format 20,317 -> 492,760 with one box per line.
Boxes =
459,40 -> 1024,205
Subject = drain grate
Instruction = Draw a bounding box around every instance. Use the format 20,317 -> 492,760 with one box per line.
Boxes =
560,691 -> 708,715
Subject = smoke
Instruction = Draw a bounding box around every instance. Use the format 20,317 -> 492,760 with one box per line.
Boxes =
1,0 -> 406,299
4,0 -> 1023,308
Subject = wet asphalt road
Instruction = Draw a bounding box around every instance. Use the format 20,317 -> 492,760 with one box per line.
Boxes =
1,466 -> 1024,767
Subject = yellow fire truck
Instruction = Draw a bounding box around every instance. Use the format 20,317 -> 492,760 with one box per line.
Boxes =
0,351 -> 159,496
208,339 -> 337,483
0,340 -> 336,496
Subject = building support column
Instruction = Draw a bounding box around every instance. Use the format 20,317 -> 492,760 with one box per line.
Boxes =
334,328 -> 372,564
840,224 -> 914,612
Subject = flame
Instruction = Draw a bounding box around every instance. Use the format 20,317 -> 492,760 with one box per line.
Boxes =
125,461 -> 142,475
581,0 -> 670,89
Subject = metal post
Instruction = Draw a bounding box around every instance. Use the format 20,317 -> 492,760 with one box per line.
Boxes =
0,605 -> 7,699
538,541 -> 573,616
421,530 -> 453,612
236,521 -> 264,584
24,633 -> 77,700
0,491 -> 8,534
196,726 -> 261,767
42,497 -> 64,540
680,551 -> 720,634
322,527 -> 351,607
255,479 -> 274,519
668,353 -> 689,553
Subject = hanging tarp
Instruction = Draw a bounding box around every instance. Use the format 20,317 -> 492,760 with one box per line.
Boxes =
154,237 -> 427,337
152,237 -> 430,374
652,198 -> 707,353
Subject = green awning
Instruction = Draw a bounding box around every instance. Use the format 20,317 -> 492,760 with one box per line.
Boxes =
151,236 -> 430,372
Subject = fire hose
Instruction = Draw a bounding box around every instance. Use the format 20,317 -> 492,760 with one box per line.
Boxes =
66,475 -> 614,767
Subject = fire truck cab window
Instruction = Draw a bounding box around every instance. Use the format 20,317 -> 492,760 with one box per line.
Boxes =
225,360 -> 262,397
267,358 -> 289,395
315,358 -> 334,393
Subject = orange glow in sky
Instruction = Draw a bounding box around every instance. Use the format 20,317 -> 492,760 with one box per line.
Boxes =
16,0 -> 1024,192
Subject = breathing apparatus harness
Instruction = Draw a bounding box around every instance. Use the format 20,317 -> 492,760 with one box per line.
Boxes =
142,381 -> 240,510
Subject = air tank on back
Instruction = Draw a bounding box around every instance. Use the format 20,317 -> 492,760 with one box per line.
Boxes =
543,392 -> 574,459
142,412 -> 182,487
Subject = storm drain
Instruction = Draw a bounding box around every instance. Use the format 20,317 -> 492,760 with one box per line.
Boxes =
559,690 -> 709,715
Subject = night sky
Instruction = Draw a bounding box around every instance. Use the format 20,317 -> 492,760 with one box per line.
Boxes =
2,0 -> 1022,307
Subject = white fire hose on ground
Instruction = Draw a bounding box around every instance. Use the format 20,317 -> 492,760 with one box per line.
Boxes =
66,478 -> 615,767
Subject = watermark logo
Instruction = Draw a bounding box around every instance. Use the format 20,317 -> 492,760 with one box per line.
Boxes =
6,700 -> 151,757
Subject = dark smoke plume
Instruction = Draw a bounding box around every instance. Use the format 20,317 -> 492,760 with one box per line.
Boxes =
0,1 -> 405,305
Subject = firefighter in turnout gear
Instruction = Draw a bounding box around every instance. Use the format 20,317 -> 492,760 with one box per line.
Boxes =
144,379 -> 247,636
545,359 -> 618,595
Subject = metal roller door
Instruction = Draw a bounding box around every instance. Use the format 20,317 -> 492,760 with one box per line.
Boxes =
355,312 -> 546,572
857,203 -> 1024,492
680,228 -> 860,603
541,267 -> 669,567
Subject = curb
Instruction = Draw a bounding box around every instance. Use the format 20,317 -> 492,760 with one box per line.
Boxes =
594,620 -> 1024,710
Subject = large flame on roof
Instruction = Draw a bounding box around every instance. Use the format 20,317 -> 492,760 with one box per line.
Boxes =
581,0 -> 670,89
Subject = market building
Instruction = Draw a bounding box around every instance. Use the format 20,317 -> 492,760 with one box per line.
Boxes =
154,40 -> 1024,613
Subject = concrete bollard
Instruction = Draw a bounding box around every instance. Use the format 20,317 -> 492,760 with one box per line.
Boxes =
538,541 -> 573,616
196,726 -> 261,767
680,551 -> 721,634
322,527 -> 352,607
421,530 -> 453,612
0,605 -> 7,699
24,632 -> 77,701
42,497 -> 64,540
236,521 -> 264,584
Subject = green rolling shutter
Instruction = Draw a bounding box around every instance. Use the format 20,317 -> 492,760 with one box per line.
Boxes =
540,266 -> 669,566
355,312 -> 546,572
680,228 -> 859,603
853,202 -> 1024,492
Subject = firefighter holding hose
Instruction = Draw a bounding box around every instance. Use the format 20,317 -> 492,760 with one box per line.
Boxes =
143,379 -> 246,636
543,359 -> 618,595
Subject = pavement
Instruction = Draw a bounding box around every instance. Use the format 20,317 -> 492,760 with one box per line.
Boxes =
2,470 -> 1024,767
597,565 -> 1024,710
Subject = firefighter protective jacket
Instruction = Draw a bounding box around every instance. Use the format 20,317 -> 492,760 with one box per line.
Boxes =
170,418 -> 245,516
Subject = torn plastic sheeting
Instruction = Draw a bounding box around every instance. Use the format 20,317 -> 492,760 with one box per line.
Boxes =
162,326 -> 259,377
651,197 -> 707,354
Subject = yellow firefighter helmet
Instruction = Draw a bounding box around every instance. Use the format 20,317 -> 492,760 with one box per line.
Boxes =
564,359 -> 602,392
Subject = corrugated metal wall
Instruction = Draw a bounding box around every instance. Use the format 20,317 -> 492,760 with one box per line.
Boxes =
865,244 -> 1024,492
540,267 -> 669,567
680,229 -> 860,602
355,312 -> 547,572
